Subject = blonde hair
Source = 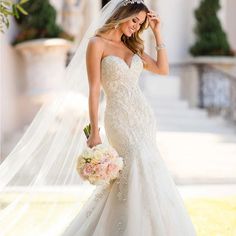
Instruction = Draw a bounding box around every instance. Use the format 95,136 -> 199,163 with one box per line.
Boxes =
95,3 -> 149,57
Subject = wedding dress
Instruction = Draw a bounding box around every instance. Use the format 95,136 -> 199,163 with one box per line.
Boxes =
61,54 -> 197,236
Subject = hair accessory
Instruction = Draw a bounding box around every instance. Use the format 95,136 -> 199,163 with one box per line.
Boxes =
122,0 -> 145,6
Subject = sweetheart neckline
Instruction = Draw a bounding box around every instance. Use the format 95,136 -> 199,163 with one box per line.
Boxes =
101,54 -> 139,69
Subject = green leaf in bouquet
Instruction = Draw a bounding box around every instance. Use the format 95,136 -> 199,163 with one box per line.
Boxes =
83,124 -> 100,140
83,124 -> 91,140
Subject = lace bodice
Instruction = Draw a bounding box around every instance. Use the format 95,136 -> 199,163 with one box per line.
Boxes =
101,54 -> 157,154
101,54 -> 143,96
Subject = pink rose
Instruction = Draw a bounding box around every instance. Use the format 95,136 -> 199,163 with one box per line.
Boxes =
107,164 -> 114,172
83,164 -> 93,176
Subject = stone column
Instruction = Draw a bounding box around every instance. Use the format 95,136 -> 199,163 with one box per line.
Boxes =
226,0 -> 236,51
61,0 -> 82,37
79,0 -> 101,41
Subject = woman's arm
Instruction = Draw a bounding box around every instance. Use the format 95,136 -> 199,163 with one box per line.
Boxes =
142,29 -> 169,75
86,37 -> 104,147
142,10 -> 169,75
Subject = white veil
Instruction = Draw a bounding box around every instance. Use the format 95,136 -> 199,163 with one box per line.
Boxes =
0,0 -> 143,235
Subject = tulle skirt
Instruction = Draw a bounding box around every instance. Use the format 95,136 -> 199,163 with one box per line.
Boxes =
61,141 -> 197,236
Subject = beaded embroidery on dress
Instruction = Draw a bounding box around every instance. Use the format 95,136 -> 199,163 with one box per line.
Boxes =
61,54 -> 196,236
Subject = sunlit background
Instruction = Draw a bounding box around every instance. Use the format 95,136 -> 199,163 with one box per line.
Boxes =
0,0 -> 236,235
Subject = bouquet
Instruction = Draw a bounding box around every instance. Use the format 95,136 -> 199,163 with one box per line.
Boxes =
76,124 -> 124,185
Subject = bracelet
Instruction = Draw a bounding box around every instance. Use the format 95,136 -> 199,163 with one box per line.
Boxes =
155,43 -> 166,51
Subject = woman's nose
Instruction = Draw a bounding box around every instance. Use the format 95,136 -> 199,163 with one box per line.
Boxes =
133,25 -> 139,31
133,24 -> 138,30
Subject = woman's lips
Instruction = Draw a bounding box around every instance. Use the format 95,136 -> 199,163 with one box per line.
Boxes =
129,28 -> 135,34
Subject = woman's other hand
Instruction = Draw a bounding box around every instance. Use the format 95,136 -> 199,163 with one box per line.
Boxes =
86,132 -> 102,148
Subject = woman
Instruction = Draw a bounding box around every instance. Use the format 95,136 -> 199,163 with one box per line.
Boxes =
62,0 -> 196,235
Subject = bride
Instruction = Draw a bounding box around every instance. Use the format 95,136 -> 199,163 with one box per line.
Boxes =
61,0 -> 196,235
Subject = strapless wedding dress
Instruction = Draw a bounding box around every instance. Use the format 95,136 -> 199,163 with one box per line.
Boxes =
61,54 -> 197,236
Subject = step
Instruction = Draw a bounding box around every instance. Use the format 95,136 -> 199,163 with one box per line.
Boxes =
157,125 -> 235,134
157,122 -> 234,133
156,114 -> 231,124
145,97 -> 190,110
156,120 -> 235,134
153,108 -> 208,119
140,73 -> 181,99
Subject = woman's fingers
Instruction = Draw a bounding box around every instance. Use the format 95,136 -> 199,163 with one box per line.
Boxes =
148,15 -> 160,22
148,13 -> 159,18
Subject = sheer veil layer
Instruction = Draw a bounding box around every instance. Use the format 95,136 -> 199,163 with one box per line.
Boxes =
0,1 -> 129,235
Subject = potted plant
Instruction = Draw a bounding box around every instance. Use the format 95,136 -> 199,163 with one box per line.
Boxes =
189,0 -> 234,57
13,0 -> 74,100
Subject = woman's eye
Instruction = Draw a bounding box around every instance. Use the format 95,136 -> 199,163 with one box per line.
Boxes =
132,19 -> 137,23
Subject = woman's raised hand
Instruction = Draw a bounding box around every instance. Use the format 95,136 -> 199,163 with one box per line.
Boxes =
147,10 -> 161,33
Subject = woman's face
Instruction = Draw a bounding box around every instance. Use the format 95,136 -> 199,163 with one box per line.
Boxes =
119,11 -> 147,37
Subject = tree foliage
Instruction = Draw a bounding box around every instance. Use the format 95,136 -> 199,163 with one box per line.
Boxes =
0,0 -> 28,33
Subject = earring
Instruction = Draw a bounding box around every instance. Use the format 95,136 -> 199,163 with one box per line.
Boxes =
114,23 -> 119,29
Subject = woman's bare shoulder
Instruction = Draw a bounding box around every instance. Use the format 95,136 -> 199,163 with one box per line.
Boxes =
88,36 -> 106,51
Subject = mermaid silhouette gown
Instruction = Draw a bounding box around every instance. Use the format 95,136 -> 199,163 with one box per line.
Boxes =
61,54 -> 196,235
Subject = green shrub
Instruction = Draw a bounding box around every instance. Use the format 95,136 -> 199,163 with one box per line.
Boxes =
13,0 -> 74,45
190,0 -> 234,56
